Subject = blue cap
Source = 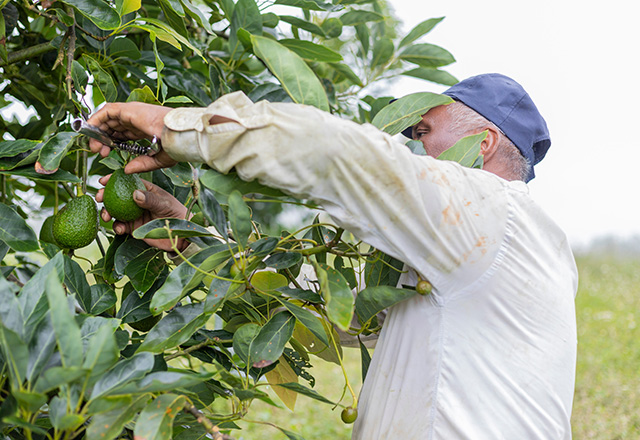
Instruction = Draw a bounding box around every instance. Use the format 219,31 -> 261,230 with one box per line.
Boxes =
402,73 -> 550,182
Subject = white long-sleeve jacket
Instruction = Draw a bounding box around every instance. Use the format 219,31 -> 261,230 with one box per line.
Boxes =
161,92 -> 578,440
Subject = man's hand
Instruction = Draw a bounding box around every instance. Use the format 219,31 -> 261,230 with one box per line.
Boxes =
87,102 -> 178,174
96,175 -> 188,252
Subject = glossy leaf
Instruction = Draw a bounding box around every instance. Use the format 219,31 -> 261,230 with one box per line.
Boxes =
371,37 -> 394,68
402,67 -> 458,86
0,139 -> 40,159
82,323 -> 119,380
228,190 -> 251,250
277,382 -> 335,405
0,325 -> 28,390
264,252 -> 303,269
250,311 -> 296,368
339,10 -> 384,26
64,255 -> 92,312
406,139 -> 427,155
278,15 -> 325,37
315,263 -> 353,331
0,166 -> 81,182
46,270 -> 83,368
137,303 -> 211,353
132,218 -> 214,240
0,202 -> 39,252
359,337 -> 372,382
437,131 -> 486,168
229,0 -> 262,51
119,0 -> 141,15
371,92 -> 453,136
124,248 -> 165,295
399,43 -> 456,68
251,271 -> 288,292
251,35 -> 330,111
61,0 -> 120,29
134,394 -> 186,440
276,299 -> 330,347
329,62 -> 363,86
26,315 -> 56,382
117,286 -> 155,323
355,286 -> 417,323
33,366 -> 87,394
88,284 -> 118,314
90,352 -> 155,400
114,238 -> 151,276
150,244 -> 231,314
280,39 -> 342,62
399,17 -> 444,47
109,370 -> 214,395
232,323 -> 260,365
274,0 -> 342,11
86,395 -> 150,440
249,236 -> 280,257
197,185 -> 228,239
85,55 -> 118,102
199,169 -> 286,199
35,132 -> 78,173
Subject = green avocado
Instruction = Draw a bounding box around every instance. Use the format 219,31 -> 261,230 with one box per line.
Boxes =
52,195 -> 99,249
39,215 -> 59,245
103,168 -> 146,222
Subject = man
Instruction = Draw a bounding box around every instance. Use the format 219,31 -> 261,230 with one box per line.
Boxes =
89,73 -> 578,439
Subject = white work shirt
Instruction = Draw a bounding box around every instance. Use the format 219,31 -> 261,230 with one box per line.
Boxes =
161,92 -> 578,440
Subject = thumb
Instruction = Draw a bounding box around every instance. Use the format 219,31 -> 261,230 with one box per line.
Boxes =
133,189 -> 183,218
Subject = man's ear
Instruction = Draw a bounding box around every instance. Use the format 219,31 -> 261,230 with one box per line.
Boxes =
479,127 -> 501,160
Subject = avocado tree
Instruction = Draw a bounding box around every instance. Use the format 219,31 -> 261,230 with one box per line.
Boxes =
0,0 -> 478,438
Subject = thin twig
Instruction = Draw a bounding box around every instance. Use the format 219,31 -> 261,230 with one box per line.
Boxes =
183,403 -> 234,440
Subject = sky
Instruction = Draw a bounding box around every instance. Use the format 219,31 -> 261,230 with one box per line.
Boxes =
385,0 -> 640,248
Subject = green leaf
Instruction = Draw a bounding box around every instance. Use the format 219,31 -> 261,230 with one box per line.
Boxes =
405,139 -> 427,155
180,0 -> 213,33
233,323 -> 260,365
355,286 -> 416,323
364,251 -> 404,287
35,132 -> 77,173
117,285 -> 155,323
0,166 -> 81,182
60,0 -> 120,29
314,263 -> 353,331
72,60 -> 89,93
124,248 -> 165,294
359,337 -> 371,382
0,326 -> 28,390
250,271 -> 288,291
0,203 -> 39,252
109,370 -> 214,395
109,37 -> 142,60
250,311 -> 296,368
90,352 -> 155,400
46,270 -> 83,367
371,92 -> 453,136
264,251 -> 302,270
399,17 -> 444,47
86,395 -> 150,440
0,139 -> 40,159
436,131 -> 486,168
328,62 -> 363,86
133,18 -> 205,59
279,15 -> 325,36
137,303 -> 211,353
163,96 -> 193,103
83,322 -> 119,380
274,0 -> 342,11
26,315 -> 57,383
85,55 -> 118,102
251,35 -> 330,111
402,67 -> 458,86
149,244 -> 231,314
229,0 -> 262,51
228,190 -> 251,250
199,169 -> 286,199
249,236 -> 279,257
158,0 -> 189,39
275,299 -> 330,347
127,85 -> 161,104
13,389 -> 47,413
88,284 -> 118,314
64,255 -> 92,312
198,185 -> 228,239
276,382 -> 335,404
339,10 -> 384,26
132,218 -> 214,240
279,39 -> 343,62
33,366 -> 87,394
134,394 -> 186,440
114,238 -> 150,277
119,0 -> 141,16
399,43 -> 456,68
371,37 -> 393,68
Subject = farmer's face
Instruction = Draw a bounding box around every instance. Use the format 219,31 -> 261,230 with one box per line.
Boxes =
412,105 -> 462,158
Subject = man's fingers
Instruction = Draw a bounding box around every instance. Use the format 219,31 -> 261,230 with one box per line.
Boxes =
112,221 -> 131,235
124,151 -> 177,174
101,207 -> 112,222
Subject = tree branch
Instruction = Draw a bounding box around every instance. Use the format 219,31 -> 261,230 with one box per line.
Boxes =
183,403 -> 234,440
0,42 -> 56,67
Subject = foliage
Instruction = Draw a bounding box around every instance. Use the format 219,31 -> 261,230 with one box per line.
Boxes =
0,0 -> 478,438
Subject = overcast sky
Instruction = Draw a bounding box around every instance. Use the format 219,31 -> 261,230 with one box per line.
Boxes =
386,0 -> 640,247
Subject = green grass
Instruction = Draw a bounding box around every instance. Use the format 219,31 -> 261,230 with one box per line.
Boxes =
224,256 -> 640,439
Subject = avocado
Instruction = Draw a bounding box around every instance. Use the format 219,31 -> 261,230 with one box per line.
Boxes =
103,168 -> 146,222
39,215 -> 59,245
52,195 -> 99,249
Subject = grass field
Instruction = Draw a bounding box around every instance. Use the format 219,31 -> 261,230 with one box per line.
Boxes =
228,255 -> 640,439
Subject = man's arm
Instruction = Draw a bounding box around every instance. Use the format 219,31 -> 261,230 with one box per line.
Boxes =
157,92 -> 511,296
